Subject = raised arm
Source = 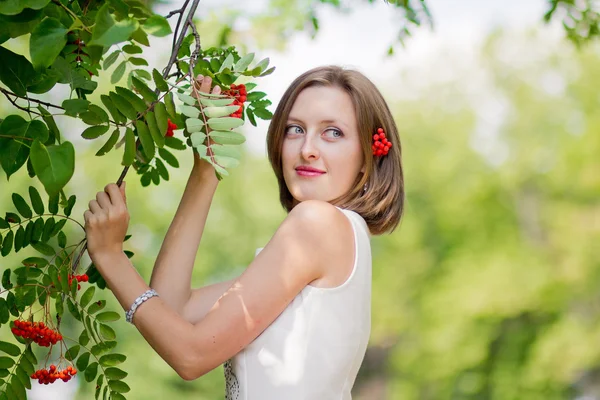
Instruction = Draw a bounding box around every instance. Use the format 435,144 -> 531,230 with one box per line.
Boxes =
148,164 -> 218,314
149,75 -> 221,314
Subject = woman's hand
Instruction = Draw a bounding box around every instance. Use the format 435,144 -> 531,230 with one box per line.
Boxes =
192,75 -> 222,175
83,182 -> 129,267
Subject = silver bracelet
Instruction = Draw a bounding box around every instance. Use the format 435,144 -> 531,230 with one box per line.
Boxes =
126,289 -> 158,324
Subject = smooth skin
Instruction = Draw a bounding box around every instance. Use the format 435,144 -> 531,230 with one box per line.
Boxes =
84,79 -> 359,380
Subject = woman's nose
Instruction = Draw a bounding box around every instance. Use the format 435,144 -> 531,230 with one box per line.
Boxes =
300,134 -> 320,160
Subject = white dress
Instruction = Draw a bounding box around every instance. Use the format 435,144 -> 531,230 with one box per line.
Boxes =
224,206 -> 372,399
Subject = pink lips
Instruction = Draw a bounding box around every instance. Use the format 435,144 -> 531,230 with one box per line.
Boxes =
295,166 -> 325,177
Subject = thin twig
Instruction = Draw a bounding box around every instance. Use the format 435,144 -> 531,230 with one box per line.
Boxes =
0,88 -> 64,110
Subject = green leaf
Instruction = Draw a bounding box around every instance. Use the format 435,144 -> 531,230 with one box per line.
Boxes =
154,102 -> 168,135
131,76 -> 157,102
30,140 -> 75,197
0,47 -> 36,96
76,352 -> 90,371
203,105 -> 240,118
164,136 -> 186,150
185,118 -> 204,133
254,57 -> 269,73
62,99 -> 90,117
96,311 -> 120,322
164,92 -> 176,118
31,217 -> 44,242
219,54 -> 234,73
158,148 -> 179,168
131,26 -> 149,46
111,61 -> 127,84
211,160 -> 229,177
115,86 -> 147,113
67,298 -> 81,320
209,130 -> 246,145
50,218 -> 67,236
108,379 -> 130,393
145,112 -> 165,148
99,353 -> 126,367
1,269 -> 12,289
81,105 -> 109,125
152,68 -> 168,91
65,345 -> 80,361
80,286 -> 95,309
79,329 -> 90,347
99,324 -> 116,340
41,216 -> 54,241
31,241 -> 54,256
260,66 -> 276,77
198,97 -> 235,107
122,128 -> 136,166
122,44 -> 142,54
57,230 -> 66,248
28,186 -> 44,215
109,92 -> 138,120
0,357 -> 15,369
29,17 -> 67,69
82,125 -> 110,140
214,155 -> 240,169
190,131 -> 206,147
211,144 -> 241,159
0,116 -> 49,179
96,129 -> 121,156
90,3 -> 139,47
88,300 -> 106,314
143,15 -> 171,37
135,121 -> 155,160
207,117 -> 244,131
100,95 -> 126,124
103,50 -> 120,69
234,53 -> 254,72
253,107 -> 273,119
247,91 -> 267,101
0,342 -> 20,357
105,367 -> 128,380
14,226 -> 24,252
180,105 -> 200,118
176,92 -> 197,105
85,362 -> 98,382
12,193 -> 32,219
128,56 -> 147,66
0,299 -> 8,323
15,364 -> 31,390
1,229 -> 13,257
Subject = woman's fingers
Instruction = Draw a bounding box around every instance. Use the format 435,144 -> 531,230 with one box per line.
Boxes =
200,76 -> 212,93
212,85 -> 221,95
88,199 -> 102,214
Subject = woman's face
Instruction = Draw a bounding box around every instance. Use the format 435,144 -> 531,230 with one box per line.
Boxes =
282,86 -> 365,207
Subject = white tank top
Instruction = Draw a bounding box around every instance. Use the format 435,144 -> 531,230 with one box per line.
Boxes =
223,206 -> 372,400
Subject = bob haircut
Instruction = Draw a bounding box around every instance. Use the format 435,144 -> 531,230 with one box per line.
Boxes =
266,65 -> 404,236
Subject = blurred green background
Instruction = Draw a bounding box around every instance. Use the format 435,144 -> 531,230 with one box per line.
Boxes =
1,0 -> 600,399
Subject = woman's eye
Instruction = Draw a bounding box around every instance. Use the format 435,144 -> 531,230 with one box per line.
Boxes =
325,129 -> 343,138
285,125 -> 304,135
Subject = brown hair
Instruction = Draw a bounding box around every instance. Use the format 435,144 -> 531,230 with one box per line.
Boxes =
266,65 -> 404,235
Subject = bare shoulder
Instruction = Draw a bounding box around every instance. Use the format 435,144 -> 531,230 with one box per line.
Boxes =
285,200 -> 355,283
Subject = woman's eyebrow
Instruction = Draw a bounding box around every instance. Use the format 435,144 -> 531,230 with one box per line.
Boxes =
287,116 -> 350,130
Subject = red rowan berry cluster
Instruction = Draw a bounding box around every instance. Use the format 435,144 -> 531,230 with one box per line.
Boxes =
11,320 -> 62,347
166,118 -> 178,137
56,273 -> 88,290
372,128 -> 392,157
31,365 -> 77,384
224,83 -> 247,118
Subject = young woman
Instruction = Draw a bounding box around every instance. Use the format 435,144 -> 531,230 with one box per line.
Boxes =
83,65 -> 404,399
